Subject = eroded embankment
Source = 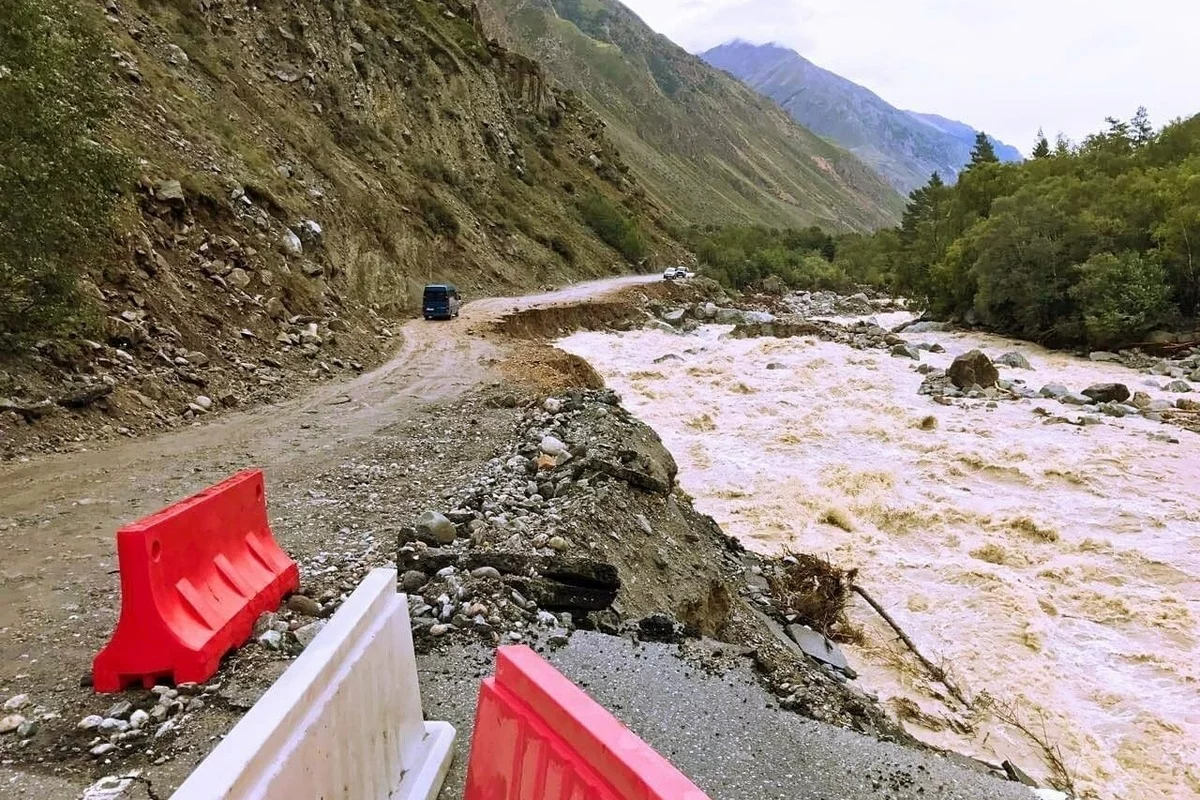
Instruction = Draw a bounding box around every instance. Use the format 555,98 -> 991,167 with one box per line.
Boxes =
398,387 -> 910,741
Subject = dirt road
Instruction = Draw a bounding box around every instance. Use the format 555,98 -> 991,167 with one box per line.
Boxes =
0,274 -> 656,731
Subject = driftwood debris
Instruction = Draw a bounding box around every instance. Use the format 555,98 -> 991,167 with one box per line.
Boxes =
851,583 -> 971,708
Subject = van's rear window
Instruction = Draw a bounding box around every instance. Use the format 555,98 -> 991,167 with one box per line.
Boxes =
425,289 -> 448,299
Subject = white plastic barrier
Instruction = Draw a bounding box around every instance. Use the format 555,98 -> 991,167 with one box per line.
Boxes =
171,569 -> 455,800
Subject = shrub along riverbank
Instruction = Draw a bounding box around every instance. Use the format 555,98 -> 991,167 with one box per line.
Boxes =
688,111 -> 1200,350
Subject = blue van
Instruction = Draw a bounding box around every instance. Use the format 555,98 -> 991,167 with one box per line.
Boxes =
423,284 -> 461,320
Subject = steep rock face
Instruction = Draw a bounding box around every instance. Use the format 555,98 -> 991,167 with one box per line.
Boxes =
476,0 -> 904,231
104,0 -> 674,318
701,41 -> 1022,194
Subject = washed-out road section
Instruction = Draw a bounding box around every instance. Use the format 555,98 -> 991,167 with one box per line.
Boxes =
1,274 -> 1033,799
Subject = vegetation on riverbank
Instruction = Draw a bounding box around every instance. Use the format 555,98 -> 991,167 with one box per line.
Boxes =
692,112 -> 1200,349
872,112 -> 1200,348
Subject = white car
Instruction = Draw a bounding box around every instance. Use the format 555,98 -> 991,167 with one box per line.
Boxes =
663,267 -> 680,281
676,267 -> 695,279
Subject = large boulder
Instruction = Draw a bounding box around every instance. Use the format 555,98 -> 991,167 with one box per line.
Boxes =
947,350 -> 998,389
1082,383 -> 1131,403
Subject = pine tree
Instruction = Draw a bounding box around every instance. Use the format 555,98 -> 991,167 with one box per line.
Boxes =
969,131 -> 998,165
1032,128 -> 1051,159
1131,106 -> 1153,146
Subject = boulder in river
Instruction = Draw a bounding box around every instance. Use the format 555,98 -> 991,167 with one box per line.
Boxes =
901,320 -> 952,334
1061,392 -> 1094,406
1166,380 -> 1192,393
947,350 -> 998,389
1082,383 -> 1131,403
995,351 -> 1032,370
891,344 -> 921,360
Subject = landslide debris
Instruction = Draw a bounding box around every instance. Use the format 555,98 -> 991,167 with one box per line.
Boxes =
1,0 -> 685,458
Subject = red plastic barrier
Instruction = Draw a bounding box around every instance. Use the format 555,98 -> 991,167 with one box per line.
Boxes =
463,646 -> 710,800
92,469 -> 299,692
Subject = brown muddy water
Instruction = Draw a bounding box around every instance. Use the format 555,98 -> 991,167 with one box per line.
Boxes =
560,315 -> 1200,800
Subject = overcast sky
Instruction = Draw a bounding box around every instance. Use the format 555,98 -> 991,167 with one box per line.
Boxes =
619,0 -> 1200,154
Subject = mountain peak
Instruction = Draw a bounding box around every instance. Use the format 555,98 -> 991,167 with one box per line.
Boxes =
701,41 -> 1022,193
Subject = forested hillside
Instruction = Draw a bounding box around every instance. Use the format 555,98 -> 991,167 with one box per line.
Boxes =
845,114 -> 1200,347
690,113 -> 1200,350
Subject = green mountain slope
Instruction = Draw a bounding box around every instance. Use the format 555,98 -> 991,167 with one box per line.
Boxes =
476,0 -> 903,231
701,41 -> 1022,194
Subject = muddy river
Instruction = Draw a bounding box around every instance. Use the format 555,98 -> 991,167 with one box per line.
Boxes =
560,314 -> 1200,800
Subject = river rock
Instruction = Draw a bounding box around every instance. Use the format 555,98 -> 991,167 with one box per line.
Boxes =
891,344 -> 921,360
1089,351 -> 1123,363
1130,391 -> 1153,409
947,350 -> 998,389
415,511 -> 457,545
743,311 -> 777,324
539,435 -> 568,457
1061,392 -> 1094,406
1082,383 -> 1130,403
1039,384 -> 1070,399
903,320 -> 952,334
0,714 -> 25,734
1166,380 -> 1192,392
995,351 -> 1032,370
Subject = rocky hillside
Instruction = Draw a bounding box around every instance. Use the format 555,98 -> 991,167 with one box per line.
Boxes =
476,0 -> 904,231
1,0 -> 690,451
701,41 -> 1022,194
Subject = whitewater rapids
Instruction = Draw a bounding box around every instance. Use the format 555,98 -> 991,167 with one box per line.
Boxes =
559,315 -> 1200,800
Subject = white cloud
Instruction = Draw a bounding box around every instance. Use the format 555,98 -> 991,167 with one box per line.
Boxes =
620,0 -> 1200,151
